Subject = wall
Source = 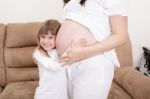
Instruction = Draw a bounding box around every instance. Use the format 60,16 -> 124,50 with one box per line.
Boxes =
0,0 -> 150,66
0,0 -> 64,23
129,0 -> 150,66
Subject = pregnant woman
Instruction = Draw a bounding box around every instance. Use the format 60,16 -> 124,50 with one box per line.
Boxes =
56,0 -> 129,99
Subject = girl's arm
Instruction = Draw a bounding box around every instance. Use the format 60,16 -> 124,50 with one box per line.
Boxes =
33,51 -> 63,71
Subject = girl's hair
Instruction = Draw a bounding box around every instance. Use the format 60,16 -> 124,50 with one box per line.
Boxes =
63,0 -> 87,5
37,19 -> 61,57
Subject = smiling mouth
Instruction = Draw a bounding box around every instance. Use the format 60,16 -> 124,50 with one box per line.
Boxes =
43,45 -> 50,48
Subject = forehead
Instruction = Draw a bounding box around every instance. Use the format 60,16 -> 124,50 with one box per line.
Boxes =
40,31 -> 55,37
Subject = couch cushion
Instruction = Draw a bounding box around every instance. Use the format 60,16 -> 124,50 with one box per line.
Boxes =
116,35 -> 133,66
114,67 -> 150,99
0,24 -> 6,87
5,22 -> 43,48
5,47 -> 36,68
4,22 -> 42,83
6,67 -> 39,83
0,81 -> 38,99
6,67 -> 38,83
108,82 -> 132,99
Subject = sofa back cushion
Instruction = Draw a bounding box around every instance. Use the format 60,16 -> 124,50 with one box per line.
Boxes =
5,23 -> 41,48
116,34 -> 133,66
0,24 -> 6,87
4,22 -> 43,83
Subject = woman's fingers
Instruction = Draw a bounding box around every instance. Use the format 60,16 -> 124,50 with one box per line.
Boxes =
81,40 -> 87,47
70,39 -> 87,48
59,56 -> 71,62
59,55 -> 75,66
60,62 -> 70,66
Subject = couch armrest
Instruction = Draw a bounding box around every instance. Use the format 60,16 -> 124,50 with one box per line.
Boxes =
114,67 -> 150,99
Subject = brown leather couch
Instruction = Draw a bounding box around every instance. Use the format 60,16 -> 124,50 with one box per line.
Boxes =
0,22 -> 150,99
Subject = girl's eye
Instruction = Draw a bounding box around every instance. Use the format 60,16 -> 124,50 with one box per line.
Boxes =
49,36 -> 55,39
41,35 -> 45,38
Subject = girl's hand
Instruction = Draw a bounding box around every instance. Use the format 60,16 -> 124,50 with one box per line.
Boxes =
32,47 -> 39,64
79,38 -> 87,47
59,39 -> 88,65
32,54 -> 37,64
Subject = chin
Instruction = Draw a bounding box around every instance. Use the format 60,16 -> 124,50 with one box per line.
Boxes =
47,47 -> 55,51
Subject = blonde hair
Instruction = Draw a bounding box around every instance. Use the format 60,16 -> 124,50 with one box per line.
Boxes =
37,19 -> 61,57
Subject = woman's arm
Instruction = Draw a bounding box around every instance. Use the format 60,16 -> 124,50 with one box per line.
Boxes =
59,15 -> 128,64
87,15 -> 128,57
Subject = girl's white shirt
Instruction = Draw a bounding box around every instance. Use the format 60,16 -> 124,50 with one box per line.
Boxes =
33,49 -> 68,99
33,49 -> 66,71
63,0 -> 129,67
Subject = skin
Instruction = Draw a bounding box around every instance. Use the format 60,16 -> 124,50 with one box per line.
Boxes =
60,38 -> 87,66
33,32 -> 56,64
39,32 -> 56,52
59,15 -> 128,65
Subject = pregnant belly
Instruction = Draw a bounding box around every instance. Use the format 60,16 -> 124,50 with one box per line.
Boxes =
56,19 -> 97,56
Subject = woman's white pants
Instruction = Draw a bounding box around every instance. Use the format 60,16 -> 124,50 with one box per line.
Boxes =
67,54 -> 114,99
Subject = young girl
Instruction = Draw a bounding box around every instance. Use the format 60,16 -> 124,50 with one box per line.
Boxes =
33,19 -> 68,99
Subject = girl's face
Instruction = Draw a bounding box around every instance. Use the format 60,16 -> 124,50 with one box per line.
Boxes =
39,32 -> 56,51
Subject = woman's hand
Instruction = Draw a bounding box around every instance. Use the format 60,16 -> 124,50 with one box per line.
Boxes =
59,39 -> 88,65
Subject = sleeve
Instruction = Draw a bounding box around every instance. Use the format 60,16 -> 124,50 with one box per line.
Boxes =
33,51 -> 62,71
103,0 -> 130,16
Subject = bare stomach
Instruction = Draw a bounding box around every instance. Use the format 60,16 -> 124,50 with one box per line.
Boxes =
56,19 -> 97,56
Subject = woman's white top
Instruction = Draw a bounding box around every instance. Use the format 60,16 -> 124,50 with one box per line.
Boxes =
63,0 -> 129,67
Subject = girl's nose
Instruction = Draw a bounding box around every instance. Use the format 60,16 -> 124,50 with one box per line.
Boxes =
43,39 -> 48,44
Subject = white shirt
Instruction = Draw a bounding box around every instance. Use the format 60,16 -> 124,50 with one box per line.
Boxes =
33,49 -> 68,99
33,49 -> 64,72
63,0 -> 129,67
